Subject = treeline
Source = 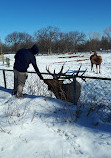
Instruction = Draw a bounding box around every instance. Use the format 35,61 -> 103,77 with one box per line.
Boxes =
1,26 -> 111,54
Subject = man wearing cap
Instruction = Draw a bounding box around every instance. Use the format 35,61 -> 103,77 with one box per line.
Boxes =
13,45 -> 43,97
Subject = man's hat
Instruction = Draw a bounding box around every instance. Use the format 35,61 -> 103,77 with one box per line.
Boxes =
31,45 -> 39,55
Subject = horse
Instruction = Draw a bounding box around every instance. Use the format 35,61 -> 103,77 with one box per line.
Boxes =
90,51 -> 102,73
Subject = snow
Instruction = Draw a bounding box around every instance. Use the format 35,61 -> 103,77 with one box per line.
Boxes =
0,51 -> 111,158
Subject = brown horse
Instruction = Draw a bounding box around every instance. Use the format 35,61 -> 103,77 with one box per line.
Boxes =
90,51 -> 102,73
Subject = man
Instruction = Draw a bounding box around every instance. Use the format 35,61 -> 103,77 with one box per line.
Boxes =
13,45 -> 44,97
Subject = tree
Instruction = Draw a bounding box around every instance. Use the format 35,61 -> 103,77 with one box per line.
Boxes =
100,36 -> 109,51
104,26 -> 111,49
57,32 -> 72,53
68,31 -> 86,53
88,32 -> 101,51
0,39 -> 2,55
34,26 -> 60,54
5,32 -> 33,52
104,26 -> 111,42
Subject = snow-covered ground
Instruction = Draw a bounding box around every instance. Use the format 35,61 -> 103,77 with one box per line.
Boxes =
0,51 -> 111,158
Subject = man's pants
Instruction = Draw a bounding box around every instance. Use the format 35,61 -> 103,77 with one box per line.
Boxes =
13,69 -> 27,97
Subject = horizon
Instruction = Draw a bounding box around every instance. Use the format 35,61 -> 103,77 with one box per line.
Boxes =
0,0 -> 111,43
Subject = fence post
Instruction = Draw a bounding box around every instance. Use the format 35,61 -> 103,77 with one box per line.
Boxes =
3,70 -> 6,89
73,74 -> 77,105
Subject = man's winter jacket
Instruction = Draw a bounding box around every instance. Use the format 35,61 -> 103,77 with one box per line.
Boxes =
14,45 -> 43,80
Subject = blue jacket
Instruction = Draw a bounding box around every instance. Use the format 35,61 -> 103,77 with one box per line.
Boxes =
14,46 -> 43,80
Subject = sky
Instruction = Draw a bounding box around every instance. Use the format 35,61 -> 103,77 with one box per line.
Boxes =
0,0 -> 111,43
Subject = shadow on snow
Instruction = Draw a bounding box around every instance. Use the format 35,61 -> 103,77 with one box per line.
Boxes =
0,86 -> 111,134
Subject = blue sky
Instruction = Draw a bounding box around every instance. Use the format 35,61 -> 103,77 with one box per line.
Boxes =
0,0 -> 111,42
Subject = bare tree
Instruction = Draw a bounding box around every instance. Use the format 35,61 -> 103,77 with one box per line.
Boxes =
57,32 -> 72,53
34,26 -> 59,54
68,31 -> 86,53
104,26 -> 111,42
88,32 -> 101,51
5,32 -> 33,52
100,36 -> 109,51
